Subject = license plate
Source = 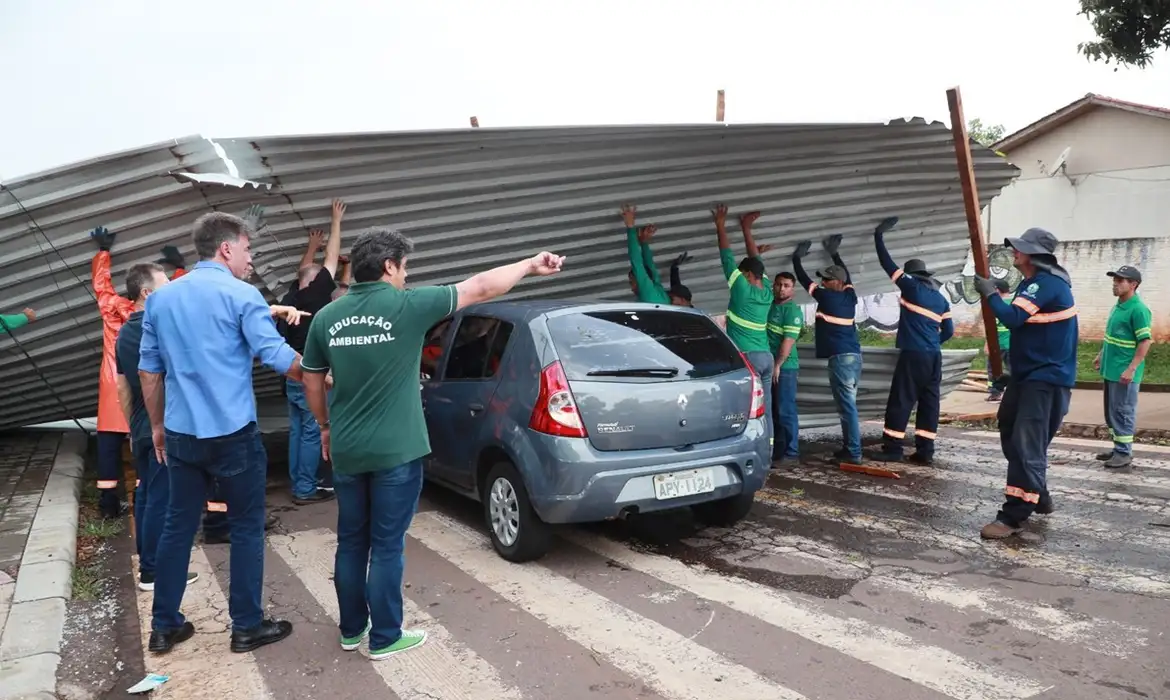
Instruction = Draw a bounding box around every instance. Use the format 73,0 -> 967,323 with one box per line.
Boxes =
652,468 -> 716,500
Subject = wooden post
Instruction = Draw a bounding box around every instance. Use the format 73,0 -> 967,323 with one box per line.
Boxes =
715,90 -> 725,122
469,116 -> 480,128
946,86 -> 1003,378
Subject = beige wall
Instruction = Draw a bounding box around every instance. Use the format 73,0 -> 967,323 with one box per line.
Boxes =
1004,107 -> 1170,179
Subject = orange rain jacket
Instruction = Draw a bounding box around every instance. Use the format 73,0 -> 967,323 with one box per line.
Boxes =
91,251 -> 186,433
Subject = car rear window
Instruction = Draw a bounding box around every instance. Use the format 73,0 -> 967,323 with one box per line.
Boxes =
546,310 -> 746,381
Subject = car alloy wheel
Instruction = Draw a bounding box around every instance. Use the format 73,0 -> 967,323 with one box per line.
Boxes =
489,477 -> 521,547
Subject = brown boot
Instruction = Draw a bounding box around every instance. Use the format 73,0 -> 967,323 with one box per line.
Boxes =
980,521 -> 1021,539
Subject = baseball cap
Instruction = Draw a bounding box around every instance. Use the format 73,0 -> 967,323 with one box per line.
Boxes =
1004,227 -> 1059,256
816,265 -> 848,282
1106,266 -> 1142,283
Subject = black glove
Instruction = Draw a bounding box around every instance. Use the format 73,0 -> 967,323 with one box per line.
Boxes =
90,226 -> 115,251
823,234 -> 843,255
157,245 -> 186,268
973,276 -> 998,298
673,251 -> 690,266
793,240 -> 812,259
874,216 -> 899,236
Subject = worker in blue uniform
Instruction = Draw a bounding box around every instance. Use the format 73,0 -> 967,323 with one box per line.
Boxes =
792,234 -> 863,465
869,216 -> 954,464
973,228 -> 1078,540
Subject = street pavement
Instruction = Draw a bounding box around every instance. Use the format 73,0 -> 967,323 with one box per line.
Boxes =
116,425 -> 1170,700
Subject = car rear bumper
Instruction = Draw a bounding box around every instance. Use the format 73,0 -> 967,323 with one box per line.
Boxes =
526,419 -> 770,524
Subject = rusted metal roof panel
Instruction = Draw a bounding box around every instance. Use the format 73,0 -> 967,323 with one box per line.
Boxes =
0,120 -> 1016,430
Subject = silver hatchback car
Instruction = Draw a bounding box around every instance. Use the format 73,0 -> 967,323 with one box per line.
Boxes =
420,300 -> 770,562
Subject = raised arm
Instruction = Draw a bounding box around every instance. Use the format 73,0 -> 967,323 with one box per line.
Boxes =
739,211 -> 762,258
712,204 -> 737,279
639,226 -> 664,287
791,242 -> 815,295
322,199 -> 346,276
454,252 -> 566,311
670,251 -> 689,289
89,228 -> 134,324
823,234 -> 852,284
620,204 -> 660,301
299,229 -> 324,271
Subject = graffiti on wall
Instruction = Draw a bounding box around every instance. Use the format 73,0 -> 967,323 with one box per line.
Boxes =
942,245 -> 1022,305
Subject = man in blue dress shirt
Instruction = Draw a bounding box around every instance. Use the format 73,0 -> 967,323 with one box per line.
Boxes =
139,210 -> 305,655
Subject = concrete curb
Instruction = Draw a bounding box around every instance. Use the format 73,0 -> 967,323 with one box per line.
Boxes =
0,431 -> 86,700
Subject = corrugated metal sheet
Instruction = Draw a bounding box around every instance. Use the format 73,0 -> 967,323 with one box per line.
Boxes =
0,120 -> 1016,430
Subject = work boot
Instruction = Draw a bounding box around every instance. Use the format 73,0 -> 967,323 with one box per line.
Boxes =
1095,451 -> 1114,461
907,452 -> 934,466
870,450 -> 903,463
980,520 -> 1022,539
1104,453 -> 1133,470
771,456 -> 799,470
294,489 -> 336,506
1035,499 -> 1055,515
148,621 -> 195,654
230,619 -> 293,653
986,393 -> 1002,403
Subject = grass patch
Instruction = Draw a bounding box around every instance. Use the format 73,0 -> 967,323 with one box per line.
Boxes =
80,518 -> 123,539
855,329 -> 1168,384
789,487 -> 805,497
71,564 -> 103,602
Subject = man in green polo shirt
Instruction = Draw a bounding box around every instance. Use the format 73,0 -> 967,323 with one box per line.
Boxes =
300,227 -> 564,661
1094,265 -> 1153,470
768,271 -> 803,466
712,204 -> 775,447
619,203 -> 671,305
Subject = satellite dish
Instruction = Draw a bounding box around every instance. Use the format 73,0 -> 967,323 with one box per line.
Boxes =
1048,146 -> 1071,177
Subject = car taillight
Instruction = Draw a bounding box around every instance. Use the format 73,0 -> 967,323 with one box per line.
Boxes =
529,361 -> 588,438
739,351 -> 766,419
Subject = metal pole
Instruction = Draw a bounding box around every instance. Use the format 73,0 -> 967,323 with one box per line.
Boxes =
946,86 -> 1003,378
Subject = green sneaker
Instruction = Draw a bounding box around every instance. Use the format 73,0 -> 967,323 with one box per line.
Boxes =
369,629 -> 427,660
340,622 -> 371,651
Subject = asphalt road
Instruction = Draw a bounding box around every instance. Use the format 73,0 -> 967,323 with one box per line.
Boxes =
101,425 -> 1170,700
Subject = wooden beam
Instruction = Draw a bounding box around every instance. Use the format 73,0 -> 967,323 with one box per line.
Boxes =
715,90 -> 725,122
946,86 -> 1003,378
469,116 -> 480,128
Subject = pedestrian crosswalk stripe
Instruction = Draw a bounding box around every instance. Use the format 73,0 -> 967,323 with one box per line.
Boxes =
132,549 -> 270,699
268,529 -> 524,700
560,529 -> 1050,700
411,511 -> 810,700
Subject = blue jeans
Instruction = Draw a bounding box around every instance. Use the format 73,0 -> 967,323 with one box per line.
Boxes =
828,353 -> 863,459
152,423 -> 268,633
132,437 -> 169,577
771,368 -> 800,459
286,379 -> 323,498
333,460 -> 424,650
1103,380 -> 1140,455
745,351 -> 775,451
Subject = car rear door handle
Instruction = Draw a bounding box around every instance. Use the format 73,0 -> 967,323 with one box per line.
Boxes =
468,402 -> 484,415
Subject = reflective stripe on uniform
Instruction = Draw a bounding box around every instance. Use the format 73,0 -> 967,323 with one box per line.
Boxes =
97,480 -> 119,489
1109,428 -> 1135,444
135,479 -> 140,489
883,427 -> 906,439
1025,306 -> 1077,324
891,269 -> 904,282
727,311 -> 766,331
206,502 -> 228,513
728,270 -> 743,288
766,323 -> 785,334
915,429 -> 937,440
1135,326 -> 1152,340
807,283 -> 818,295
815,312 -> 854,326
898,297 -> 945,323
1104,334 -> 1136,348
1004,486 -> 1040,504
1012,297 -> 1040,314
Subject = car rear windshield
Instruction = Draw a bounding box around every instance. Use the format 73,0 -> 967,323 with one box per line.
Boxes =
546,310 -> 746,381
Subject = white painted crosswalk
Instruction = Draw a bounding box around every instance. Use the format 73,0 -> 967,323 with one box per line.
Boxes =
125,431 -> 1170,700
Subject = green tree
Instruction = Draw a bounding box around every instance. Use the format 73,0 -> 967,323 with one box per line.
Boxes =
1078,0 -> 1170,68
968,118 -> 1006,147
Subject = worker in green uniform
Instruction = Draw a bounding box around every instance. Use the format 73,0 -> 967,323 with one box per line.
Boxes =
1094,265 -> 1153,470
620,204 -> 671,305
767,272 -> 803,467
985,279 -> 1013,402
712,204 -> 775,447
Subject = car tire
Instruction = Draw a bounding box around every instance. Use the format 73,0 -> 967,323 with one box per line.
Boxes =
693,490 -> 755,527
482,462 -> 552,563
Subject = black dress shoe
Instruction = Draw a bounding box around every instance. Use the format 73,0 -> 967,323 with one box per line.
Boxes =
293,489 -> 336,505
231,619 -> 293,653
148,621 -> 195,654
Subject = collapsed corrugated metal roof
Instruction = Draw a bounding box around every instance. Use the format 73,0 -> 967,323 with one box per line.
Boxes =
0,120 -> 1017,430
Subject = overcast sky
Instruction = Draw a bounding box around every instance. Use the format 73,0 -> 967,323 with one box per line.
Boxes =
2,0 -> 1168,180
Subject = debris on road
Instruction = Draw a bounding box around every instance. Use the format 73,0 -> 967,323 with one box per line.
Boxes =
127,673 -> 170,694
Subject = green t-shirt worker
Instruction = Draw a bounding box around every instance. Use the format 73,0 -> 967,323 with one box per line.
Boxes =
767,271 -> 803,465
1094,265 -> 1153,469
300,227 -> 565,659
620,204 -> 671,305
711,204 -> 776,452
